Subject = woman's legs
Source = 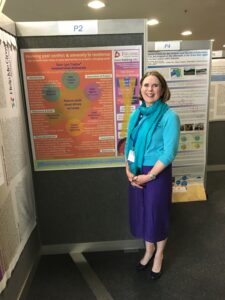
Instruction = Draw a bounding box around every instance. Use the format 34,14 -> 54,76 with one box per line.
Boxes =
152,238 -> 167,272
140,241 -> 155,265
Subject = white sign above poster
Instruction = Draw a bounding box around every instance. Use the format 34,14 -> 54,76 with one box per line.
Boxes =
57,20 -> 98,35
155,41 -> 181,51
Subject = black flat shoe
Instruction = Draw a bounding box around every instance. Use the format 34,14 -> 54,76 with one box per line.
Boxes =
136,261 -> 150,271
136,250 -> 156,271
150,270 -> 162,280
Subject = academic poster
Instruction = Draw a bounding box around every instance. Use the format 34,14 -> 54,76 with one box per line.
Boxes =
210,58 -> 225,121
0,30 -> 36,294
21,46 -> 142,171
147,49 -> 210,202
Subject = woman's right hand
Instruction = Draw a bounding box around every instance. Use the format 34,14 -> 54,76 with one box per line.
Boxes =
126,167 -> 135,182
126,163 -> 143,188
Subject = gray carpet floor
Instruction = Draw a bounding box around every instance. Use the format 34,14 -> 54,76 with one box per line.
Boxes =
25,171 -> 225,300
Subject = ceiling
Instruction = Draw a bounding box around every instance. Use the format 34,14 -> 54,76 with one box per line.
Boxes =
2,0 -> 225,51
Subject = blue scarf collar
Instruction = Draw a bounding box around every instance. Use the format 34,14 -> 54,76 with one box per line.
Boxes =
125,99 -> 169,175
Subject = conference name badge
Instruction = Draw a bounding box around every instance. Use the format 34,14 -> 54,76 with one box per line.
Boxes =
128,150 -> 135,162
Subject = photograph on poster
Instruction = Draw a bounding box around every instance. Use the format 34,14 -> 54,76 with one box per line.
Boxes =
196,68 -> 207,75
170,68 -> 182,78
180,122 -> 204,132
184,67 -> 195,76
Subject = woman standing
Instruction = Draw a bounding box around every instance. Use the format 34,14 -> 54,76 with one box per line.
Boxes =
125,71 -> 180,279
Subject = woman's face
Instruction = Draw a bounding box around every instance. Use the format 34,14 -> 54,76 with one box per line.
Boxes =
141,75 -> 163,107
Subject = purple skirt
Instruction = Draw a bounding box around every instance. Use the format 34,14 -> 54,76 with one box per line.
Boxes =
129,165 -> 172,243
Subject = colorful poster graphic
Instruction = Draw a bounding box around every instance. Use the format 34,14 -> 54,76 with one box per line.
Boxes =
21,47 -> 142,170
113,48 -> 141,156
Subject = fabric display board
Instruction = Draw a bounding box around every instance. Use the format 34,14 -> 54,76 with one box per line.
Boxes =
207,57 -> 225,168
147,46 -> 211,202
0,29 -> 36,294
16,23 -> 146,246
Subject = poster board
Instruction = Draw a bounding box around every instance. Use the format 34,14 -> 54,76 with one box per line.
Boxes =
16,21 -> 147,247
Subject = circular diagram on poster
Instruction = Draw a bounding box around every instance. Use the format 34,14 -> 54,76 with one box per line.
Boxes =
84,83 -> 101,101
42,84 -> 60,102
65,118 -> 84,136
62,72 -> 80,89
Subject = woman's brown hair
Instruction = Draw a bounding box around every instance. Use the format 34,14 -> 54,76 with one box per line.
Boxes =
139,71 -> 171,103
